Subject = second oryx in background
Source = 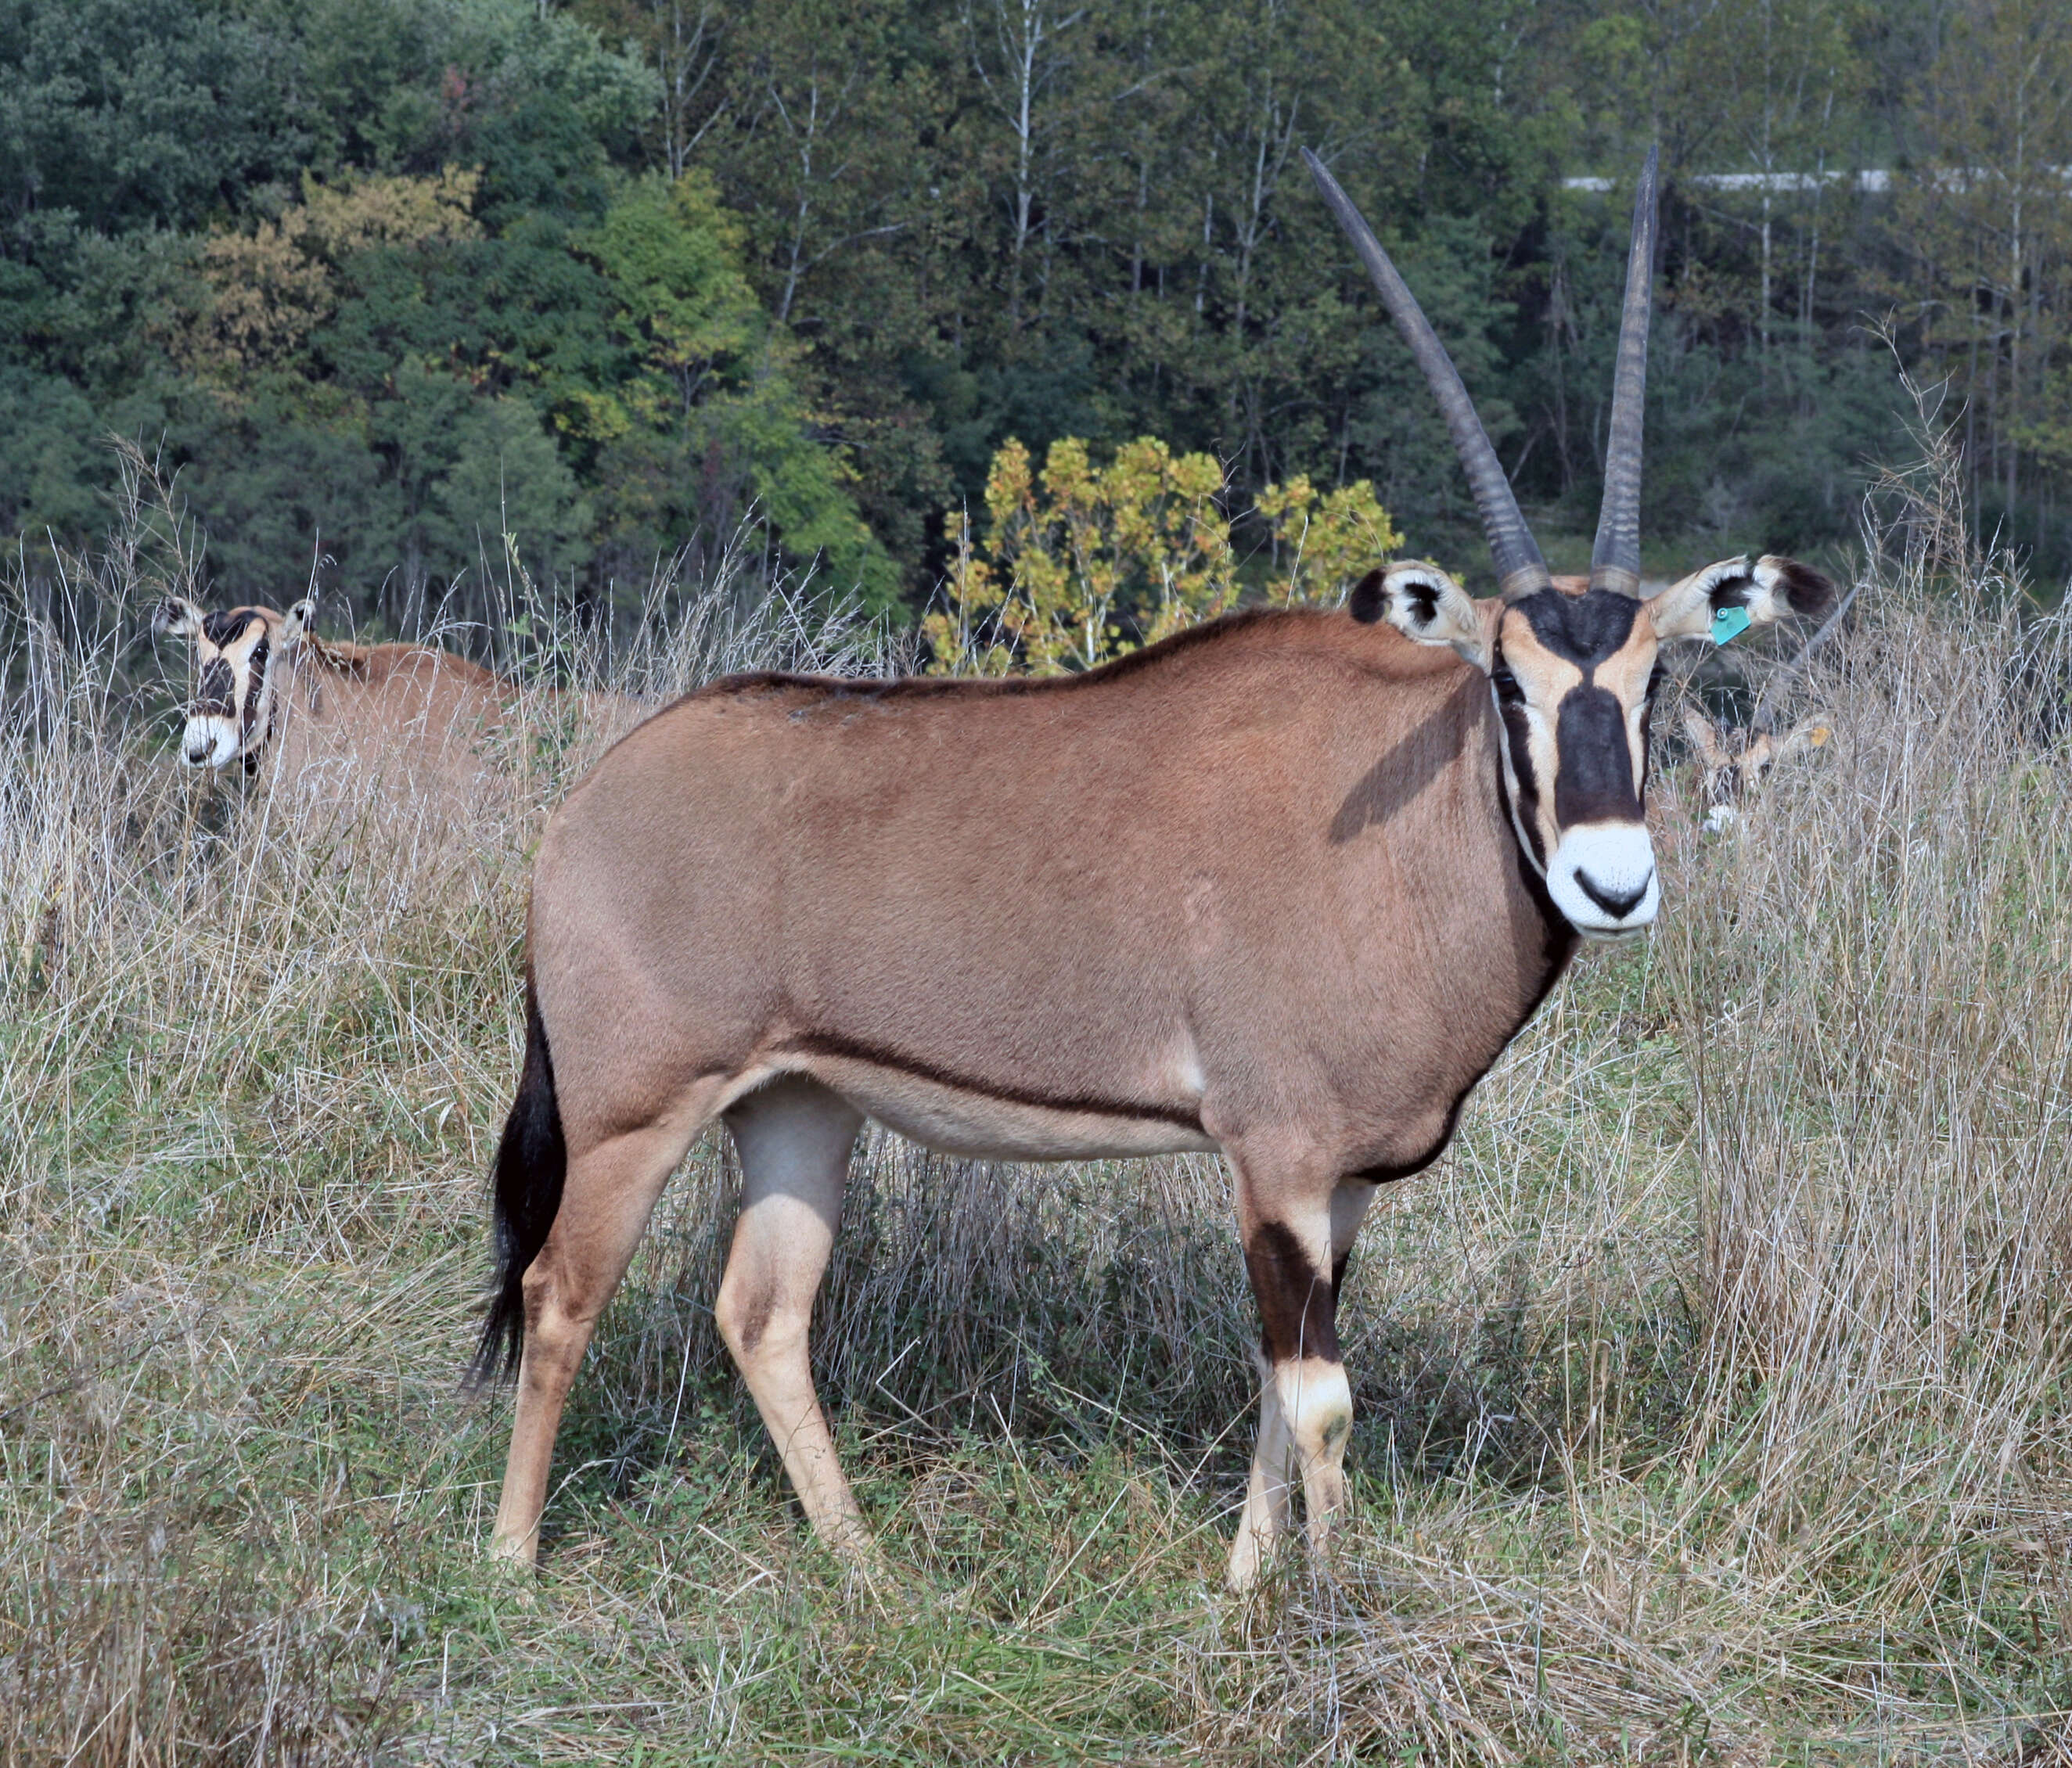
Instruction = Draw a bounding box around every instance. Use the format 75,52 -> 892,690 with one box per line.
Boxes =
154,595 -> 516,794
153,595 -> 642,827
1685,710 -> 1831,834
471,145 -> 1832,1590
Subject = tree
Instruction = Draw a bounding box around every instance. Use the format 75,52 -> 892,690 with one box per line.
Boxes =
925,432 -> 1398,673
574,171 -> 901,609
1891,0 -> 2072,545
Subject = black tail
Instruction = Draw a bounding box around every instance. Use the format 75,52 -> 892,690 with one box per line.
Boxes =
469,976 -> 567,1389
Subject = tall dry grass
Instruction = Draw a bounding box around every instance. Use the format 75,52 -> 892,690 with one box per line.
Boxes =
0,422 -> 2067,1761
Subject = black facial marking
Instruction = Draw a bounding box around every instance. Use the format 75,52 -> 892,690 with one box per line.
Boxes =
1639,663 -> 1664,797
196,657 -> 236,717
1245,1221 -> 1339,1366
240,634 -> 270,735
1348,570 -> 1386,623
1575,867 -> 1648,918
1514,588 -> 1640,667
1496,692 -> 1547,869
1553,684 -> 1642,826
200,608 -> 259,646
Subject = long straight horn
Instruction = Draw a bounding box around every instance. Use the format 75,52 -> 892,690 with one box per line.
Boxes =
1590,145 -> 1660,596
1303,148 -> 1550,601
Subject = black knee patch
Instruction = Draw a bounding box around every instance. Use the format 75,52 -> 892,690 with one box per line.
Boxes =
726,1274 -> 778,1357
1244,1222 -> 1340,1366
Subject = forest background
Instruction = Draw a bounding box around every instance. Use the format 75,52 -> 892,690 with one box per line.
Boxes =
2,0 -> 2069,635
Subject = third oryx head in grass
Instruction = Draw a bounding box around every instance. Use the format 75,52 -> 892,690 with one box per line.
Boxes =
1684,709 -> 1833,835
469,146 -> 1832,1593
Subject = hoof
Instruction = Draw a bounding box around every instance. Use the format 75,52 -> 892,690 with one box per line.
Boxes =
486,1530 -> 538,1569
1225,1526 -> 1282,1594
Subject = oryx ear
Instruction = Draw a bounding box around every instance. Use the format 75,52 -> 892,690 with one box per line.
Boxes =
1348,563 -> 1491,670
1774,717 -> 1831,762
153,596 -> 206,639
1680,707 -> 1728,769
1646,554 -> 1835,641
280,597 -> 316,643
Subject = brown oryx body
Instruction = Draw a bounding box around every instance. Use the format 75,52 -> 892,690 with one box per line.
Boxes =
474,146 -> 1834,1587
151,596 -> 646,835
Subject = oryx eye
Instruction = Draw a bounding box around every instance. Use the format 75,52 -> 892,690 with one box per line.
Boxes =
1490,663 -> 1525,703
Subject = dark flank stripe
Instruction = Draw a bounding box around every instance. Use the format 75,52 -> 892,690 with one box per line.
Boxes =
776,1029 -> 1203,1130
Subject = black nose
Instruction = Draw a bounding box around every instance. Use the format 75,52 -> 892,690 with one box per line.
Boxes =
1574,868 -> 1651,919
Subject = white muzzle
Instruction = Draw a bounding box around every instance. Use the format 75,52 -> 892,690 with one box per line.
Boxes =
1547,822 -> 1660,936
181,715 -> 242,770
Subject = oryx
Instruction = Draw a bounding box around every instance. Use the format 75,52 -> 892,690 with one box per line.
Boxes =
1684,710 -> 1831,834
472,146 -> 1831,1589
153,595 -> 522,807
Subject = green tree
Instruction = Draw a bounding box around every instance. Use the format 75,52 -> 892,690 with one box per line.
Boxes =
1890,0 -> 2072,548
575,171 -> 901,609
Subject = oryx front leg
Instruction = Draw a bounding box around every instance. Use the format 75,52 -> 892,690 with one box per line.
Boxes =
1227,1166 -> 1376,1591
1226,1349 -> 1295,1592
716,1077 -> 871,1558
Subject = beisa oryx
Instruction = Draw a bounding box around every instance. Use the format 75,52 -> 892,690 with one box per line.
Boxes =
473,145 -> 1832,1590
154,595 -> 527,810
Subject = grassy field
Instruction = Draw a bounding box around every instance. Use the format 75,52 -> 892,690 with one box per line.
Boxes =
2,454 -> 2070,1763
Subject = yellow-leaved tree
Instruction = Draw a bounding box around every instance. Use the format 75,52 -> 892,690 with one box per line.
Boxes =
178,167 -> 484,383
924,436 -> 1400,674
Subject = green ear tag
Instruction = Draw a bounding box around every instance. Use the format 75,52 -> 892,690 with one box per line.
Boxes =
1710,605 -> 1752,647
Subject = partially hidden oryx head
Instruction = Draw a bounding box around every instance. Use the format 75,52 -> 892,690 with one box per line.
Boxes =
1306,146 -> 1832,938
1684,710 -> 1831,835
153,595 -> 317,773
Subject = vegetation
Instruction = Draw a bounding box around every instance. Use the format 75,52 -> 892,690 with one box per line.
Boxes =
923,436 -> 1395,673
2,415 -> 2069,1758
3,0 -> 2072,626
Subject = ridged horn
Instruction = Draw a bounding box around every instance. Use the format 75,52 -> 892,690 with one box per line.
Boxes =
1590,145 -> 1660,597
1303,148 -> 1550,601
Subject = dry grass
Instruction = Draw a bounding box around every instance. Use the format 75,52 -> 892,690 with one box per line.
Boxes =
1,433 -> 2068,1763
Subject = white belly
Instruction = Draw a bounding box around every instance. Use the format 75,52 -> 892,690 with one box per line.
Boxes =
780,1050 -> 1219,1162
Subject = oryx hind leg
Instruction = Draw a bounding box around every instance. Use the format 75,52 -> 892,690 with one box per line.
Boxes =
715,1076 -> 871,1558
1228,1159 -> 1380,1591
492,1092 -> 718,1565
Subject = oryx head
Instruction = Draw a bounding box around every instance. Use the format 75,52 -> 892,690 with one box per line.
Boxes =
1308,147 -> 1833,938
1684,710 -> 1831,834
153,595 -> 316,773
